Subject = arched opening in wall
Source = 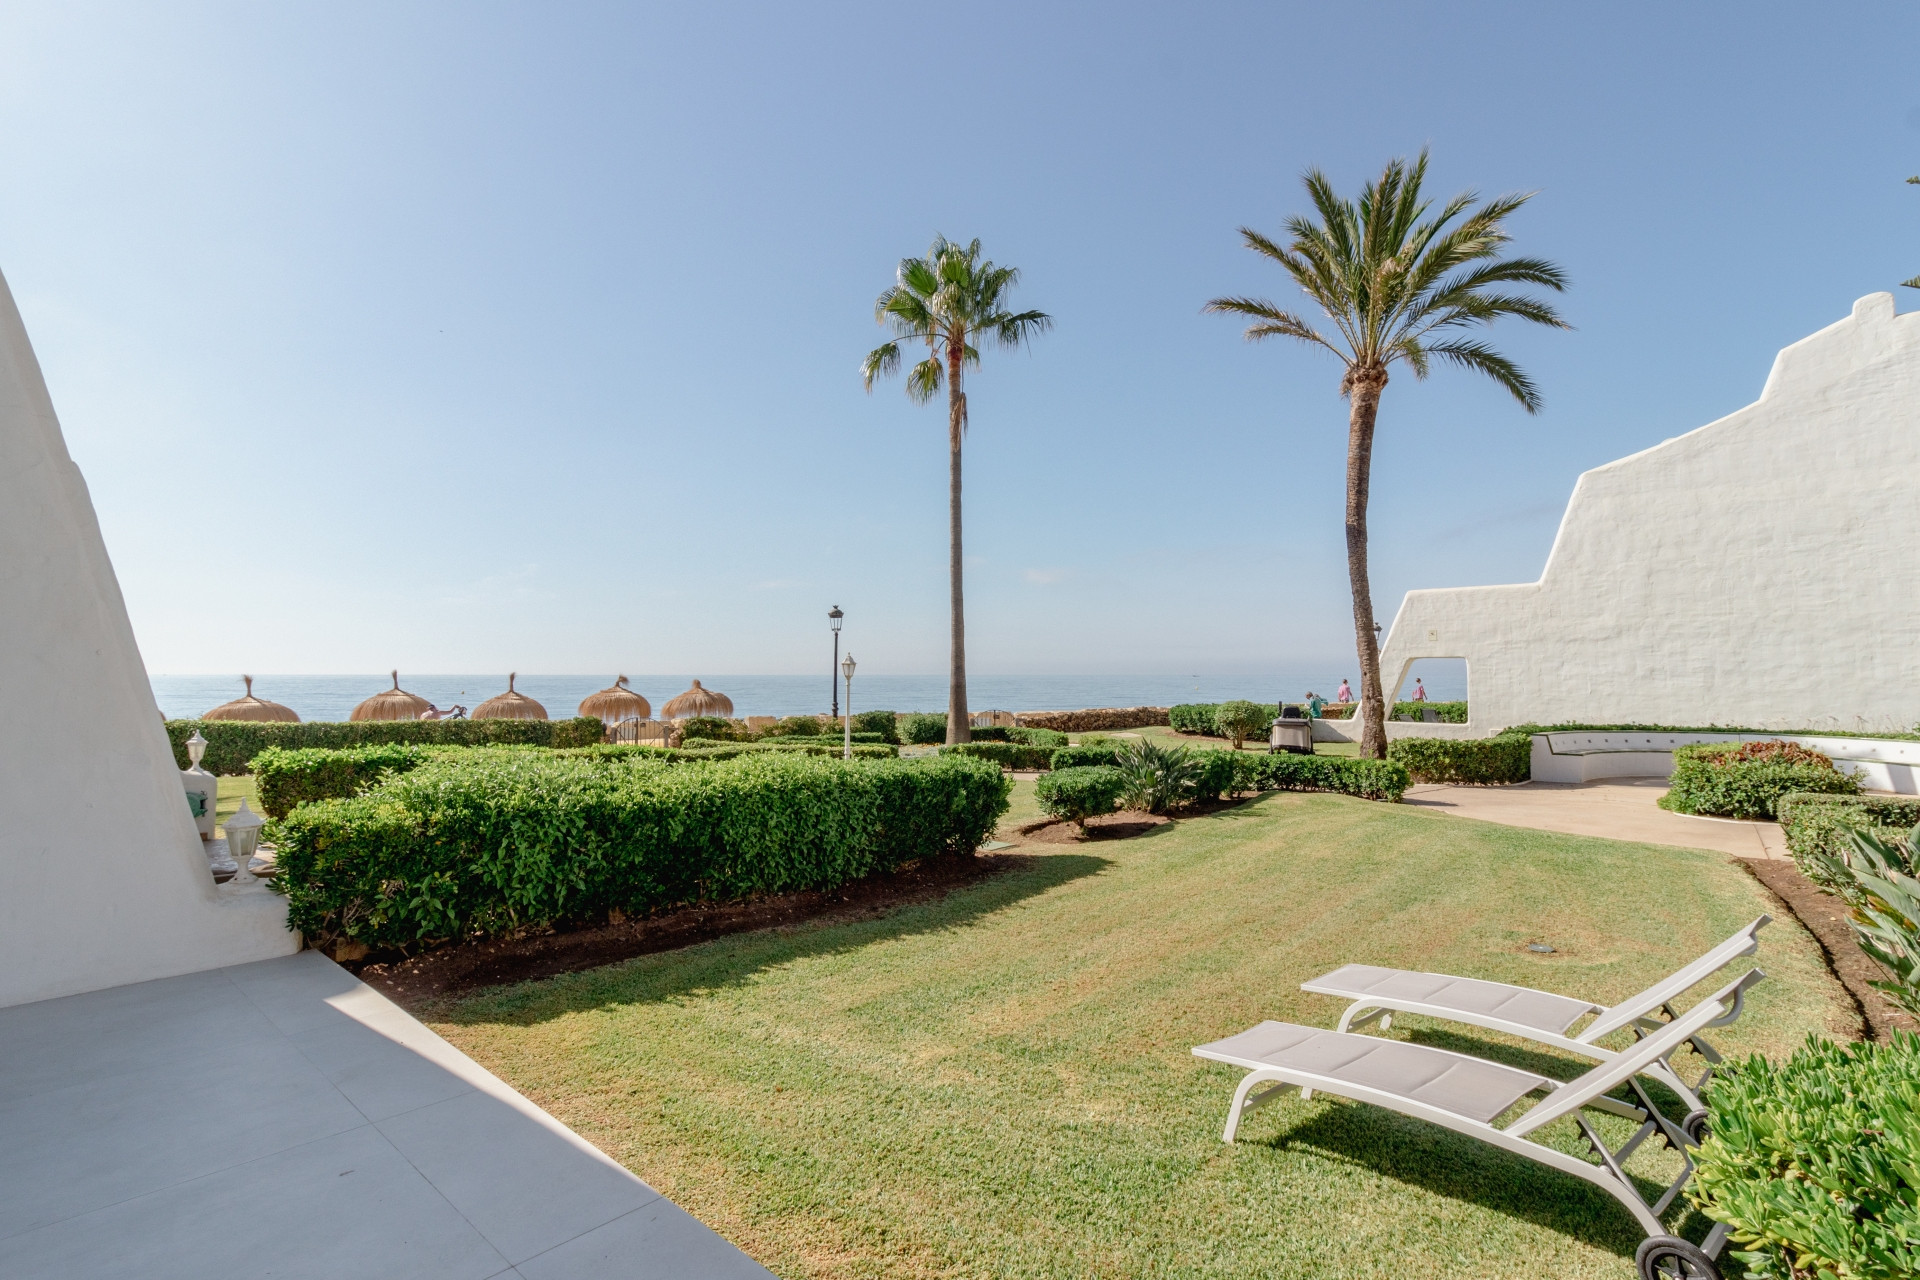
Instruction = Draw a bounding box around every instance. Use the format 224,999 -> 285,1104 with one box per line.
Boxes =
1394,658 -> 1468,722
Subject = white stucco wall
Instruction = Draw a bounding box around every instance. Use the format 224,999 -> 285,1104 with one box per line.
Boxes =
0,267 -> 296,1009
1379,293 -> 1920,738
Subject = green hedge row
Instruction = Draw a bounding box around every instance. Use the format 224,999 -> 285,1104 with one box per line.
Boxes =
273,752 -> 1010,950
943,742 -> 1056,771
255,744 -> 441,819
1659,743 -> 1858,820
1168,703 -> 1219,735
1387,731 -> 1532,784
1778,793 -> 1920,893
166,717 -> 606,776
1235,753 -> 1410,802
1050,743 -> 1125,770
697,732 -> 889,747
1389,699 -> 1468,723
1034,766 -> 1127,828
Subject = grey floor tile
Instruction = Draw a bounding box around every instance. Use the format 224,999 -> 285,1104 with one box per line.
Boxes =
377,1090 -> 660,1264
222,950 -> 364,1036
0,1125 -> 511,1280
516,1199 -> 775,1280
0,1029 -> 366,1238
290,1015 -> 475,1122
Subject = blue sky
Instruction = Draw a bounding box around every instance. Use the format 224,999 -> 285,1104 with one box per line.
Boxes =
2,2 -> 1915,677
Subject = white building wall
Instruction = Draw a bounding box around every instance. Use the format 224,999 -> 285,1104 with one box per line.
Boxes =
0,267 -> 295,1009
1379,293 -> 1920,738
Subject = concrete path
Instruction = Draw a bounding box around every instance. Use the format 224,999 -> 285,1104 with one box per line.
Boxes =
0,950 -> 772,1279
1402,777 -> 1789,860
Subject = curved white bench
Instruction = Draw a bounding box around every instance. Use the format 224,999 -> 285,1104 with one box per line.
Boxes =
1532,731 -> 1920,793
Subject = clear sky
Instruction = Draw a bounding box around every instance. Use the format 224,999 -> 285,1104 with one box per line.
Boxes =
2,2 -> 1915,677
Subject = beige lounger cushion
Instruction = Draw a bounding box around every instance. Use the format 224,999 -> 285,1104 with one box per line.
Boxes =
1193,1021 -> 1551,1124
1303,964 -> 1595,1036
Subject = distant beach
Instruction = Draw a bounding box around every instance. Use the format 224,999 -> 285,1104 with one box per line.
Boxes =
149,670 -> 1468,722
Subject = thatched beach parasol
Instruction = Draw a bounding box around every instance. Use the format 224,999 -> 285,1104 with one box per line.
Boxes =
202,675 -> 300,723
472,672 -> 548,721
663,679 -> 733,719
350,671 -> 433,722
578,675 -> 652,725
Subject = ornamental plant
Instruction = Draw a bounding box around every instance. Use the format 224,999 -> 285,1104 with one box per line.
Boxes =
1034,766 -> 1126,831
1812,824 -> 1920,1018
1169,704 -> 1221,736
902,713 -> 948,745
1388,730 -> 1532,785
1660,740 -> 1859,820
1688,1034 -> 1920,1280
1115,738 -> 1203,814
1213,700 -> 1272,749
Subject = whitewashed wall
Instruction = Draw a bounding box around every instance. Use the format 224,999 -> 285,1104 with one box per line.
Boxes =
0,267 -> 295,1009
1379,293 -> 1920,738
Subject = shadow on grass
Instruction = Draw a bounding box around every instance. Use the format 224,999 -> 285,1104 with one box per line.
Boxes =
434,851 -> 1112,1027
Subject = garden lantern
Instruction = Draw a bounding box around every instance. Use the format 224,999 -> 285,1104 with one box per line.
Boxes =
223,800 -> 266,886
841,652 -> 856,759
829,605 -> 844,718
186,730 -> 207,770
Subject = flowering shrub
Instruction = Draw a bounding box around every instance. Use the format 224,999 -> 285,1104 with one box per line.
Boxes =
1660,741 -> 1858,819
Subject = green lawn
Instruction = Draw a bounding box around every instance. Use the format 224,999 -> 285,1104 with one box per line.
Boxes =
427,792 -> 1848,1279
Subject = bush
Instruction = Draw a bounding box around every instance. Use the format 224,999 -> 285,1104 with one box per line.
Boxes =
747,732 -> 888,746
678,716 -> 741,741
851,709 -> 900,743
1050,743 -> 1126,770
1689,1034 -> 1920,1280
902,713 -> 948,745
1213,700 -> 1272,749
1006,726 -> 1067,749
1388,731 -> 1532,784
675,740 -> 897,760
1779,793 -> 1920,893
272,752 -> 1010,951
965,725 -> 1011,742
1660,741 -> 1859,819
1389,699 -> 1468,723
253,744 -> 437,819
943,742 -> 1055,771
1034,766 -> 1126,830
165,717 -> 607,776
1015,707 -> 1169,732
1238,753 -> 1410,802
1169,703 -> 1220,736
774,715 -> 824,738
1114,739 -> 1204,814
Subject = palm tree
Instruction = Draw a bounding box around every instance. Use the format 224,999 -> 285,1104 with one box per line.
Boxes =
1206,151 -> 1568,759
862,236 -> 1050,744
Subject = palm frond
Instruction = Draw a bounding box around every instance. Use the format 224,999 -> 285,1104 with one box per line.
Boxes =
861,342 -> 900,391
990,308 -> 1052,348
1427,338 -> 1542,411
904,356 -> 943,404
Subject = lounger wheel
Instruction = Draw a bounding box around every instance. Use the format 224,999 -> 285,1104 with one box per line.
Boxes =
1636,1236 -> 1720,1280
1680,1108 -> 1710,1145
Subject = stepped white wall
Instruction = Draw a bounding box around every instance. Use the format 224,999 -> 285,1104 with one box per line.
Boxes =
1380,293 -> 1920,738
0,267 -> 295,1008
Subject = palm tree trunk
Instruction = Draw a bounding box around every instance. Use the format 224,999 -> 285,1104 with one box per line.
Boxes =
946,352 -> 970,745
1344,366 -> 1388,759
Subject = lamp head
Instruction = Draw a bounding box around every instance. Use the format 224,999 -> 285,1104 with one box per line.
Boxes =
841,652 -> 856,682
829,605 -> 843,633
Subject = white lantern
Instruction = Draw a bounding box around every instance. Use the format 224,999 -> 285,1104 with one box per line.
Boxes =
223,800 -> 266,886
186,729 -> 208,769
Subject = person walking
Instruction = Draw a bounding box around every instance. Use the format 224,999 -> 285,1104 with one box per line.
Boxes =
1305,691 -> 1326,719
1336,679 -> 1353,704
1411,679 -> 1427,703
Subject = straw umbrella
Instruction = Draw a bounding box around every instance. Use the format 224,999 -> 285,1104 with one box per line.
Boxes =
350,670 -> 433,722
578,675 -> 652,726
472,672 -> 548,721
202,675 -> 300,723
663,679 -> 733,719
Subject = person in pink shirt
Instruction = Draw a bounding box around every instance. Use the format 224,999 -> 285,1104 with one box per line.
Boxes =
1412,679 -> 1427,702
1335,679 -> 1353,703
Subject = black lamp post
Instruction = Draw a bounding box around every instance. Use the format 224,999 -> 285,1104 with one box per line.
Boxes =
829,605 -> 844,717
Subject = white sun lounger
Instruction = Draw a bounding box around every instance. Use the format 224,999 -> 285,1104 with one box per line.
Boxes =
1194,968 -> 1762,1279
1299,916 -> 1769,1114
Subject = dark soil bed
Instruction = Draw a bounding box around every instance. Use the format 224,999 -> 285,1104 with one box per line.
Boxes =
1742,857 -> 1917,1041
356,852 -> 1026,1008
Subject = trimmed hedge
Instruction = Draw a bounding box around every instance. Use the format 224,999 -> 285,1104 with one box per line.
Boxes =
1034,766 -> 1126,829
902,713 -> 948,745
944,741 -> 1055,771
1390,699 -> 1468,723
254,744 -> 438,819
1388,731 -> 1532,785
1237,753 -> 1410,803
851,709 -> 901,743
1168,703 -> 1219,735
1007,726 -> 1068,749
1050,743 -> 1125,770
166,717 -> 606,776
1213,700 -> 1274,748
1014,707 -> 1169,732
737,732 -> 888,746
1659,741 -> 1859,820
1779,793 -> 1920,892
1690,1034 -> 1920,1280
673,741 -> 897,761
272,752 -> 1010,950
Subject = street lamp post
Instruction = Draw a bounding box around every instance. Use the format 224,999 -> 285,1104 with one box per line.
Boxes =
841,653 -> 856,759
829,605 -> 843,718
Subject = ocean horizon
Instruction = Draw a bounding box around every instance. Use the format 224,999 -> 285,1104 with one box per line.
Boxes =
150,669 -> 1468,723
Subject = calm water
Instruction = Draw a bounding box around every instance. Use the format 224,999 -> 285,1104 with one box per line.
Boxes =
150,669 -> 1468,722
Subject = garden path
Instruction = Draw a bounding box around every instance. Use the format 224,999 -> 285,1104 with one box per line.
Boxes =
1402,778 -> 1788,859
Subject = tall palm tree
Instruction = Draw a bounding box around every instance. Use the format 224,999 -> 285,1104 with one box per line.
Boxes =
1206,151 -> 1569,759
863,236 -> 1050,744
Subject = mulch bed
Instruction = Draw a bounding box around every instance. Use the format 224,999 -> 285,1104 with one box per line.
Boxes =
1741,857 -> 1917,1041
357,852 -> 1028,1008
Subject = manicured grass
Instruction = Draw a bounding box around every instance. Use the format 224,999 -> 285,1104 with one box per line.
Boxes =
215,774 -> 257,832
427,793 -> 1848,1279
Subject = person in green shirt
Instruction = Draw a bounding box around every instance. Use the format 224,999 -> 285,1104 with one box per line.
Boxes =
1305,692 -> 1327,719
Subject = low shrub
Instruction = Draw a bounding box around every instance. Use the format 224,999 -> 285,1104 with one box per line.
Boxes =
943,742 -> 1055,771
1388,731 -> 1532,785
1659,740 -> 1859,819
1114,739 -> 1204,814
1050,743 -> 1126,770
1006,726 -> 1067,749
1034,766 -> 1126,830
1212,700 -> 1273,749
965,725 -> 1011,742
272,752 -> 1010,951
1389,699 -> 1468,723
1168,703 -> 1220,736
851,709 -> 900,743
678,716 -> 742,741
902,713 -> 948,745
748,732 -> 888,746
1689,1033 -> 1920,1280
253,744 -> 436,819
1778,793 -> 1920,893
675,741 -> 897,760
1014,707 -> 1169,732
774,715 -> 824,738
165,717 -> 607,776
1238,753 -> 1410,802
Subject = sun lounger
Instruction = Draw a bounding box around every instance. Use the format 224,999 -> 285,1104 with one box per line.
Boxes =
1299,916 -> 1769,1113
1193,968 -> 1762,1280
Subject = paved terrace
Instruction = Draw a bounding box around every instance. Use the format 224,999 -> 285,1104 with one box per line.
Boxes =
0,950 -> 772,1279
1403,778 -> 1789,859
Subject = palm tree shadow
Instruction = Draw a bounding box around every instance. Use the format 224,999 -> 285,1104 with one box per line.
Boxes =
434,851 -> 1112,1027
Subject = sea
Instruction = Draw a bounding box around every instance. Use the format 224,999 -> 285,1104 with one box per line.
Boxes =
149,669 -> 1469,723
